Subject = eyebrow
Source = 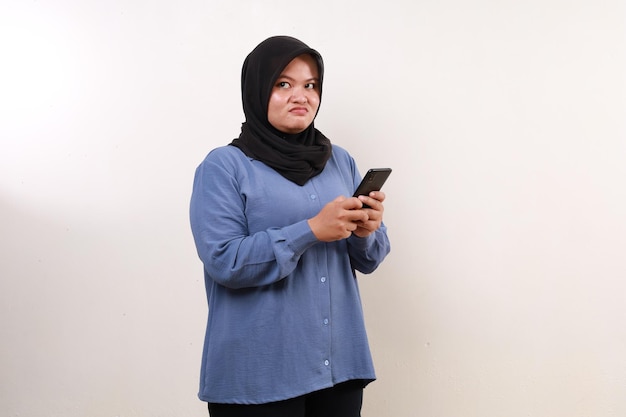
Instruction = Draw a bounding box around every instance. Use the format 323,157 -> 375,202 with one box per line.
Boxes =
276,75 -> 319,82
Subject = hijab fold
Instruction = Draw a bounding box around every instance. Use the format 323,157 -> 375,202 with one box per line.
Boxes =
231,36 -> 331,186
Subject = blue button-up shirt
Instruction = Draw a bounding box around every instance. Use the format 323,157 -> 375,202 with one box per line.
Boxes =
190,144 -> 390,404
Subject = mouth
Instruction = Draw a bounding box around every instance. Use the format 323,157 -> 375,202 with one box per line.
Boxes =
289,107 -> 308,115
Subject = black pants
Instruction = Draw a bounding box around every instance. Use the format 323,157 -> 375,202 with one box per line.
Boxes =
207,380 -> 364,417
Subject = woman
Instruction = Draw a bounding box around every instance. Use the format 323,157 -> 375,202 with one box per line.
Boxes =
189,35 -> 391,417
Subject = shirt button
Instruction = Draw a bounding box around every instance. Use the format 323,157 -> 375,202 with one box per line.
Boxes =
320,277 -> 326,283
323,318 -> 329,325
310,194 -> 317,200
324,360 -> 330,366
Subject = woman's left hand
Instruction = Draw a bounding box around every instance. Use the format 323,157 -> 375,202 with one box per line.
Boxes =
352,191 -> 385,238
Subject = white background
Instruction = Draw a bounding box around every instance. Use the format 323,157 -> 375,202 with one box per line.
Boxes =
1,1 -> 625,416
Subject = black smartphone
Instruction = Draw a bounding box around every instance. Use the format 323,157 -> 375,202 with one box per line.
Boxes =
353,168 -> 392,208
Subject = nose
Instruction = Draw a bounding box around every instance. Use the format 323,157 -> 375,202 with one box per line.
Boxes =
290,87 -> 308,103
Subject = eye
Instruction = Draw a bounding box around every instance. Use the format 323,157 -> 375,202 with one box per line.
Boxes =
277,81 -> 291,88
305,82 -> 317,90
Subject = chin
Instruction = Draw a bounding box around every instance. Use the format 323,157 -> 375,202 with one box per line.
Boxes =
282,126 -> 308,134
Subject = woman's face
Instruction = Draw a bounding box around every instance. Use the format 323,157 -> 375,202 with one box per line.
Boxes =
267,54 -> 320,134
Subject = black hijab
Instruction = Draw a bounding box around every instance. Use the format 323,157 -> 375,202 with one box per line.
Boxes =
230,36 -> 332,186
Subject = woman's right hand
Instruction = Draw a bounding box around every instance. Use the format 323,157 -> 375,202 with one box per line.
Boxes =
307,196 -> 369,242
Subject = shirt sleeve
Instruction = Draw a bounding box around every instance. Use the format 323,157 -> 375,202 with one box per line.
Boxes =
347,224 -> 391,274
189,154 -> 320,289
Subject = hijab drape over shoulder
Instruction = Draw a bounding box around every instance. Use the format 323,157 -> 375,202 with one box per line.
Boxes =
231,36 -> 332,186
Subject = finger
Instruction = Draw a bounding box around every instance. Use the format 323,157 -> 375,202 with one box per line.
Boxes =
346,221 -> 358,232
358,196 -> 382,211
369,191 -> 386,203
346,209 -> 369,223
341,196 -> 364,210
